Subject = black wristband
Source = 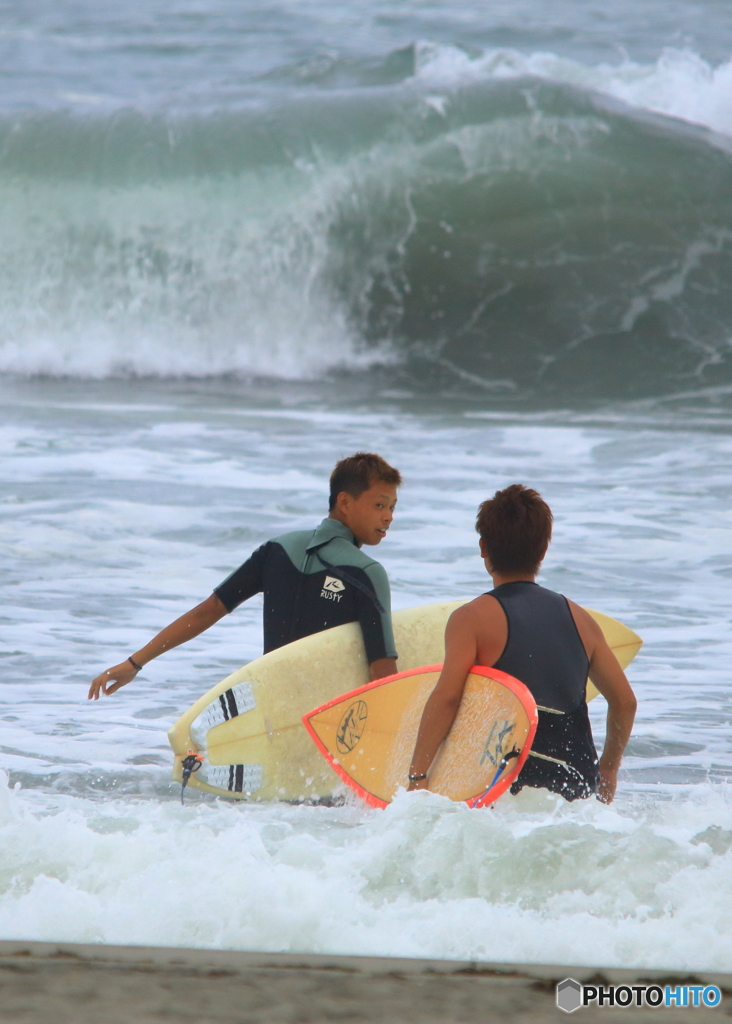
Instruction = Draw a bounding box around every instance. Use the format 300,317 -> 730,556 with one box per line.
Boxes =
408,773 -> 427,782
128,656 -> 143,672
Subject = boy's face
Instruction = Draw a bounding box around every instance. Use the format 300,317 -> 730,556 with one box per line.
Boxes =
333,482 -> 398,546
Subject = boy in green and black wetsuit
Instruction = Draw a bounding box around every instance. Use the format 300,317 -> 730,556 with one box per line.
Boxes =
214,515 -> 396,668
89,453 -> 401,699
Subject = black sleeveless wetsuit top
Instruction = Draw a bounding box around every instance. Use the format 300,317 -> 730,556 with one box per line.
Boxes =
490,581 -> 599,801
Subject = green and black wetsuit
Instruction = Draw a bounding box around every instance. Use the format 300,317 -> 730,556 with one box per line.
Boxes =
214,518 -> 396,663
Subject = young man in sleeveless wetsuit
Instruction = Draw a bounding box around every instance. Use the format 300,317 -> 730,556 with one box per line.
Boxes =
88,453 -> 401,700
408,484 -> 636,804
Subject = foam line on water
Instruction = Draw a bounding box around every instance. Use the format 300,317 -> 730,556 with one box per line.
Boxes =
1,773 -> 731,970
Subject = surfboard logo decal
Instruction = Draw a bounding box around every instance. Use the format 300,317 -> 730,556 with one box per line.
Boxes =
336,700 -> 368,754
321,576 -> 346,602
323,576 -> 345,593
480,719 -> 515,768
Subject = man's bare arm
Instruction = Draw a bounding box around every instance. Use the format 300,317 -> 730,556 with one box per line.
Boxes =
369,657 -> 397,681
88,593 -> 229,700
407,609 -> 477,789
570,603 -> 637,804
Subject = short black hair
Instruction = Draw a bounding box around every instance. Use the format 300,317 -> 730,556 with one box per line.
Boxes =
476,484 -> 553,575
329,452 -> 402,509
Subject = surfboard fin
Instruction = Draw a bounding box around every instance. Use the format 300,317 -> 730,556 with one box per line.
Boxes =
180,751 -> 204,804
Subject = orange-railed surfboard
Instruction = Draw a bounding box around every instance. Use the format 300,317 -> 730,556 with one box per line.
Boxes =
302,664 -> 539,809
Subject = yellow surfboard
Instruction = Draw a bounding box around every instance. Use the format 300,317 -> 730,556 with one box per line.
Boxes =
167,600 -> 641,802
583,608 -> 641,699
303,665 -> 539,808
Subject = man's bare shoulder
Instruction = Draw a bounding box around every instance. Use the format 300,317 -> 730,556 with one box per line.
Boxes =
448,594 -> 503,627
566,598 -> 603,635
566,597 -> 604,657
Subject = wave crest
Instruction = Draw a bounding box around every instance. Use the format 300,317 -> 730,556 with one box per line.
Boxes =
0,72 -> 731,396
413,43 -> 732,138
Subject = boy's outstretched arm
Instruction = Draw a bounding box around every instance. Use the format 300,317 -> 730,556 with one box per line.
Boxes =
88,593 -> 229,700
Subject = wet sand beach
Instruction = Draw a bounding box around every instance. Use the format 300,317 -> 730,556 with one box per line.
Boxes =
1,941 -> 729,1023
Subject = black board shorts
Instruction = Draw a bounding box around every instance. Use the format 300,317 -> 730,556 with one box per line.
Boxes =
510,702 -> 600,802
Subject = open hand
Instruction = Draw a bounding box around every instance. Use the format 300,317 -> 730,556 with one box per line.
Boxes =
88,661 -> 139,700
597,765 -> 618,804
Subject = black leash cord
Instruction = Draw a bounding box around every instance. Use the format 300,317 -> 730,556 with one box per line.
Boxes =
499,748 -> 521,771
180,752 -> 204,805
468,747 -> 522,808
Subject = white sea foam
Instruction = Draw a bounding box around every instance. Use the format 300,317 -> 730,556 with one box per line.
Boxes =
414,44 -> 732,138
1,772 -> 731,969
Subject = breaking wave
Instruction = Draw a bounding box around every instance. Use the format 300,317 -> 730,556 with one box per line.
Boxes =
1,46 -> 731,398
